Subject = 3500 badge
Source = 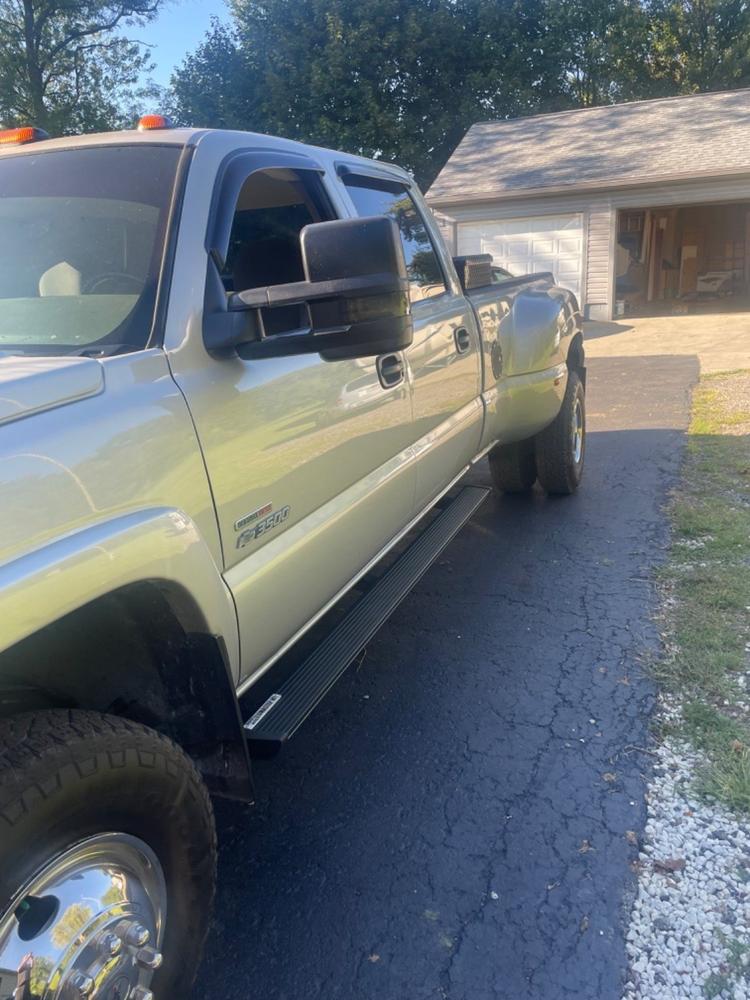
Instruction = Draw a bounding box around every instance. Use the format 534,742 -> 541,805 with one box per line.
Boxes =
235,504 -> 291,549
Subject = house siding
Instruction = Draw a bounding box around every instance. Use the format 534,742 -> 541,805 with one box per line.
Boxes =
584,202 -> 613,319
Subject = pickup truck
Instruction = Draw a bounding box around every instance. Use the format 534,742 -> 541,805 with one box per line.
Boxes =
0,117 -> 585,999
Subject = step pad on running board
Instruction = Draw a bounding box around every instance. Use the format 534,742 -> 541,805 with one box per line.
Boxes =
244,485 -> 489,751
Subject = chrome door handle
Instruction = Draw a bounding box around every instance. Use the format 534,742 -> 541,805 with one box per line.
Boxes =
377,353 -> 404,388
454,327 -> 472,354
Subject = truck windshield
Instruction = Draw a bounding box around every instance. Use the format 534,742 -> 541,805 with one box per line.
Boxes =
0,144 -> 181,356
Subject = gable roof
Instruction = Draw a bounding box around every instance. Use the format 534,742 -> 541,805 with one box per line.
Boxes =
427,88 -> 750,207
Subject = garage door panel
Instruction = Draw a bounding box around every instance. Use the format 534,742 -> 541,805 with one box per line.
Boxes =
457,214 -> 583,298
532,257 -> 557,274
504,239 -> 531,256
532,238 -> 555,255
558,237 -> 581,254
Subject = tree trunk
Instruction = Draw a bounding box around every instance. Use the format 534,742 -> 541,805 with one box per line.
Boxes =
22,0 -> 48,129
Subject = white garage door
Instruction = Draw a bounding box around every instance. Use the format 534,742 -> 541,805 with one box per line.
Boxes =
457,214 -> 583,299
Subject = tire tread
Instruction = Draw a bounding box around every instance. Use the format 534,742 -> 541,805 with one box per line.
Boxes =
488,440 -> 537,493
535,371 -> 585,495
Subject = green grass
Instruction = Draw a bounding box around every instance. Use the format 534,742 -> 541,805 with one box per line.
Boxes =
703,934 -> 750,997
655,370 -> 750,814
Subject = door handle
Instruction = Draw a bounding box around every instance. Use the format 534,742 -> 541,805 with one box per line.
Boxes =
454,327 -> 472,354
377,353 -> 404,389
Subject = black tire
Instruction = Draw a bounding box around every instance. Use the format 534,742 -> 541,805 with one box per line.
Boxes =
488,439 -> 537,493
534,370 -> 586,495
0,710 -> 216,996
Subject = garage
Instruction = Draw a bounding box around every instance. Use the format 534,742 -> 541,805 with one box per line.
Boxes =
427,89 -> 750,320
456,214 -> 583,300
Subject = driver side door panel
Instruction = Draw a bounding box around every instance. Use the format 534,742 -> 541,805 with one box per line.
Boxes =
168,153 -> 416,682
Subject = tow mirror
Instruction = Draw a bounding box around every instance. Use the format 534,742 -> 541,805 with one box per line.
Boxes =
204,215 -> 413,361
453,253 -> 493,292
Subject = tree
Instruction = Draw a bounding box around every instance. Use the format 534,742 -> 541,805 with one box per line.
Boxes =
50,902 -> 94,950
648,0 -> 750,91
170,0 -> 750,186
539,0 -> 669,108
0,0 -> 167,134
171,0 -> 550,187
29,956 -> 55,997
169,18 -> 258,130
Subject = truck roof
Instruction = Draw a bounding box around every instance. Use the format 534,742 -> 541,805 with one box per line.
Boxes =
0,126 -> 199,157
0,126 -> 412,184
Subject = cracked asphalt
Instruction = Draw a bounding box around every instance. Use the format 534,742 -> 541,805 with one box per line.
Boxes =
193,353 -> 698,1000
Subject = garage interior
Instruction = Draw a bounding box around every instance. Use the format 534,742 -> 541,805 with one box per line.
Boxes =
616,202 -> 750,316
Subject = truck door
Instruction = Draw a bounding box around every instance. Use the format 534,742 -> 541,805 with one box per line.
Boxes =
167,152 -> 415,684
339,169 -> 483,510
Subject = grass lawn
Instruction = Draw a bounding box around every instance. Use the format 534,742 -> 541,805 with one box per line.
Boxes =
653,370 -> 750,812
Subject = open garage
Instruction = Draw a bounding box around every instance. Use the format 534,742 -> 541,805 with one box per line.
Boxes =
616,201 -> 750,317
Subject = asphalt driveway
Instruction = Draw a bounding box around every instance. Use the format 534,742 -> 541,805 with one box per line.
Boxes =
193,353 -> 698,1000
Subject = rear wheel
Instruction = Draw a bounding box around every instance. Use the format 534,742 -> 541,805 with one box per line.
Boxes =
488,439 -> 537,493
535,371 -> 586,495
0,710 -> 216,999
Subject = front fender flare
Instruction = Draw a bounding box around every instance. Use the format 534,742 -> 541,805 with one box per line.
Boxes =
0,507 -> 240,680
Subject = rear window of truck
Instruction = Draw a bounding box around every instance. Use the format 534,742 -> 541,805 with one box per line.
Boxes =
342,174 -> 446,303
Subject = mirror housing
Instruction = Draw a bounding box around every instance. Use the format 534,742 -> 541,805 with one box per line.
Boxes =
204,215 -> 413,361
453,253 -> 493,292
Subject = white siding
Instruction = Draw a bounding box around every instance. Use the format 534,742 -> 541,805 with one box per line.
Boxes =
611,176 -> 750,210
433,211 -> 458,253
584,202 -> 613,314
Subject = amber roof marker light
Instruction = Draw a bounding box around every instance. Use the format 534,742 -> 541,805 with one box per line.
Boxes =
137,114 -> 174,132
0,126 -> 50,146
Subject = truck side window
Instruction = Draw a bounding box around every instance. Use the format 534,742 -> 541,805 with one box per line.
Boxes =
342,174 -> 446,303
222,168 -> 335,334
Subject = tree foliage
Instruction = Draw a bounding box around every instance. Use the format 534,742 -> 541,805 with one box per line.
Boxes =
171,0 -> 557,186
50,902 -> 94,950
3,0 -> 748,179
0,0 -> 166,133
542,0 -> 664,106
29,957 -> 55,996
649,0 -> 750,91
172,0 -> 750,186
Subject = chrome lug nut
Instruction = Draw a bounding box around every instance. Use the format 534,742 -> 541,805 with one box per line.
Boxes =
67,972 -> 95,998
130,989 -> 154,1000
99,931 -> 123,957
135,945 -> 163,970
116,920 -> 151,947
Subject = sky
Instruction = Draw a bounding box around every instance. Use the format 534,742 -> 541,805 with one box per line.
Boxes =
145,0 -> 229,86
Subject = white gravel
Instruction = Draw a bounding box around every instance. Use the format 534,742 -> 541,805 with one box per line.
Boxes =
623,704 -> 750,1000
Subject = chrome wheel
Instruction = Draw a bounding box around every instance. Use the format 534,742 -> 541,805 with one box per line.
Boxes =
571,396 -> 584,465
0,833 -> 166,1000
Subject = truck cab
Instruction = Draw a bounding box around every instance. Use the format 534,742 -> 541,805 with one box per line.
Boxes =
0,119 -> 584,999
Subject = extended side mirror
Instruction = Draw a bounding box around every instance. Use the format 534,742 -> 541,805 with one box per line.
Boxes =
204,215 -> 414,361
453,253 -> 493,291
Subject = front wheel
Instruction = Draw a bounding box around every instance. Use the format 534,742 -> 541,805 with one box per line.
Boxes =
0,711 -> 216,999
535,371 -> 586,495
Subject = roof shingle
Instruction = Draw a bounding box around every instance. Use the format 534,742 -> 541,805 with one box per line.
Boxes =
427,89 -> 750,205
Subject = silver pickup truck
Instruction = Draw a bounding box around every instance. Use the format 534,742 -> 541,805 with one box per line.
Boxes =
0,118 -> 584,999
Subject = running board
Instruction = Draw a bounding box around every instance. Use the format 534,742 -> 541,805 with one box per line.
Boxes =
243,485 -> 489,751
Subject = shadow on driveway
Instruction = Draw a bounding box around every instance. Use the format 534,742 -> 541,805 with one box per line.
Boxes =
193,354 -> 699,1000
